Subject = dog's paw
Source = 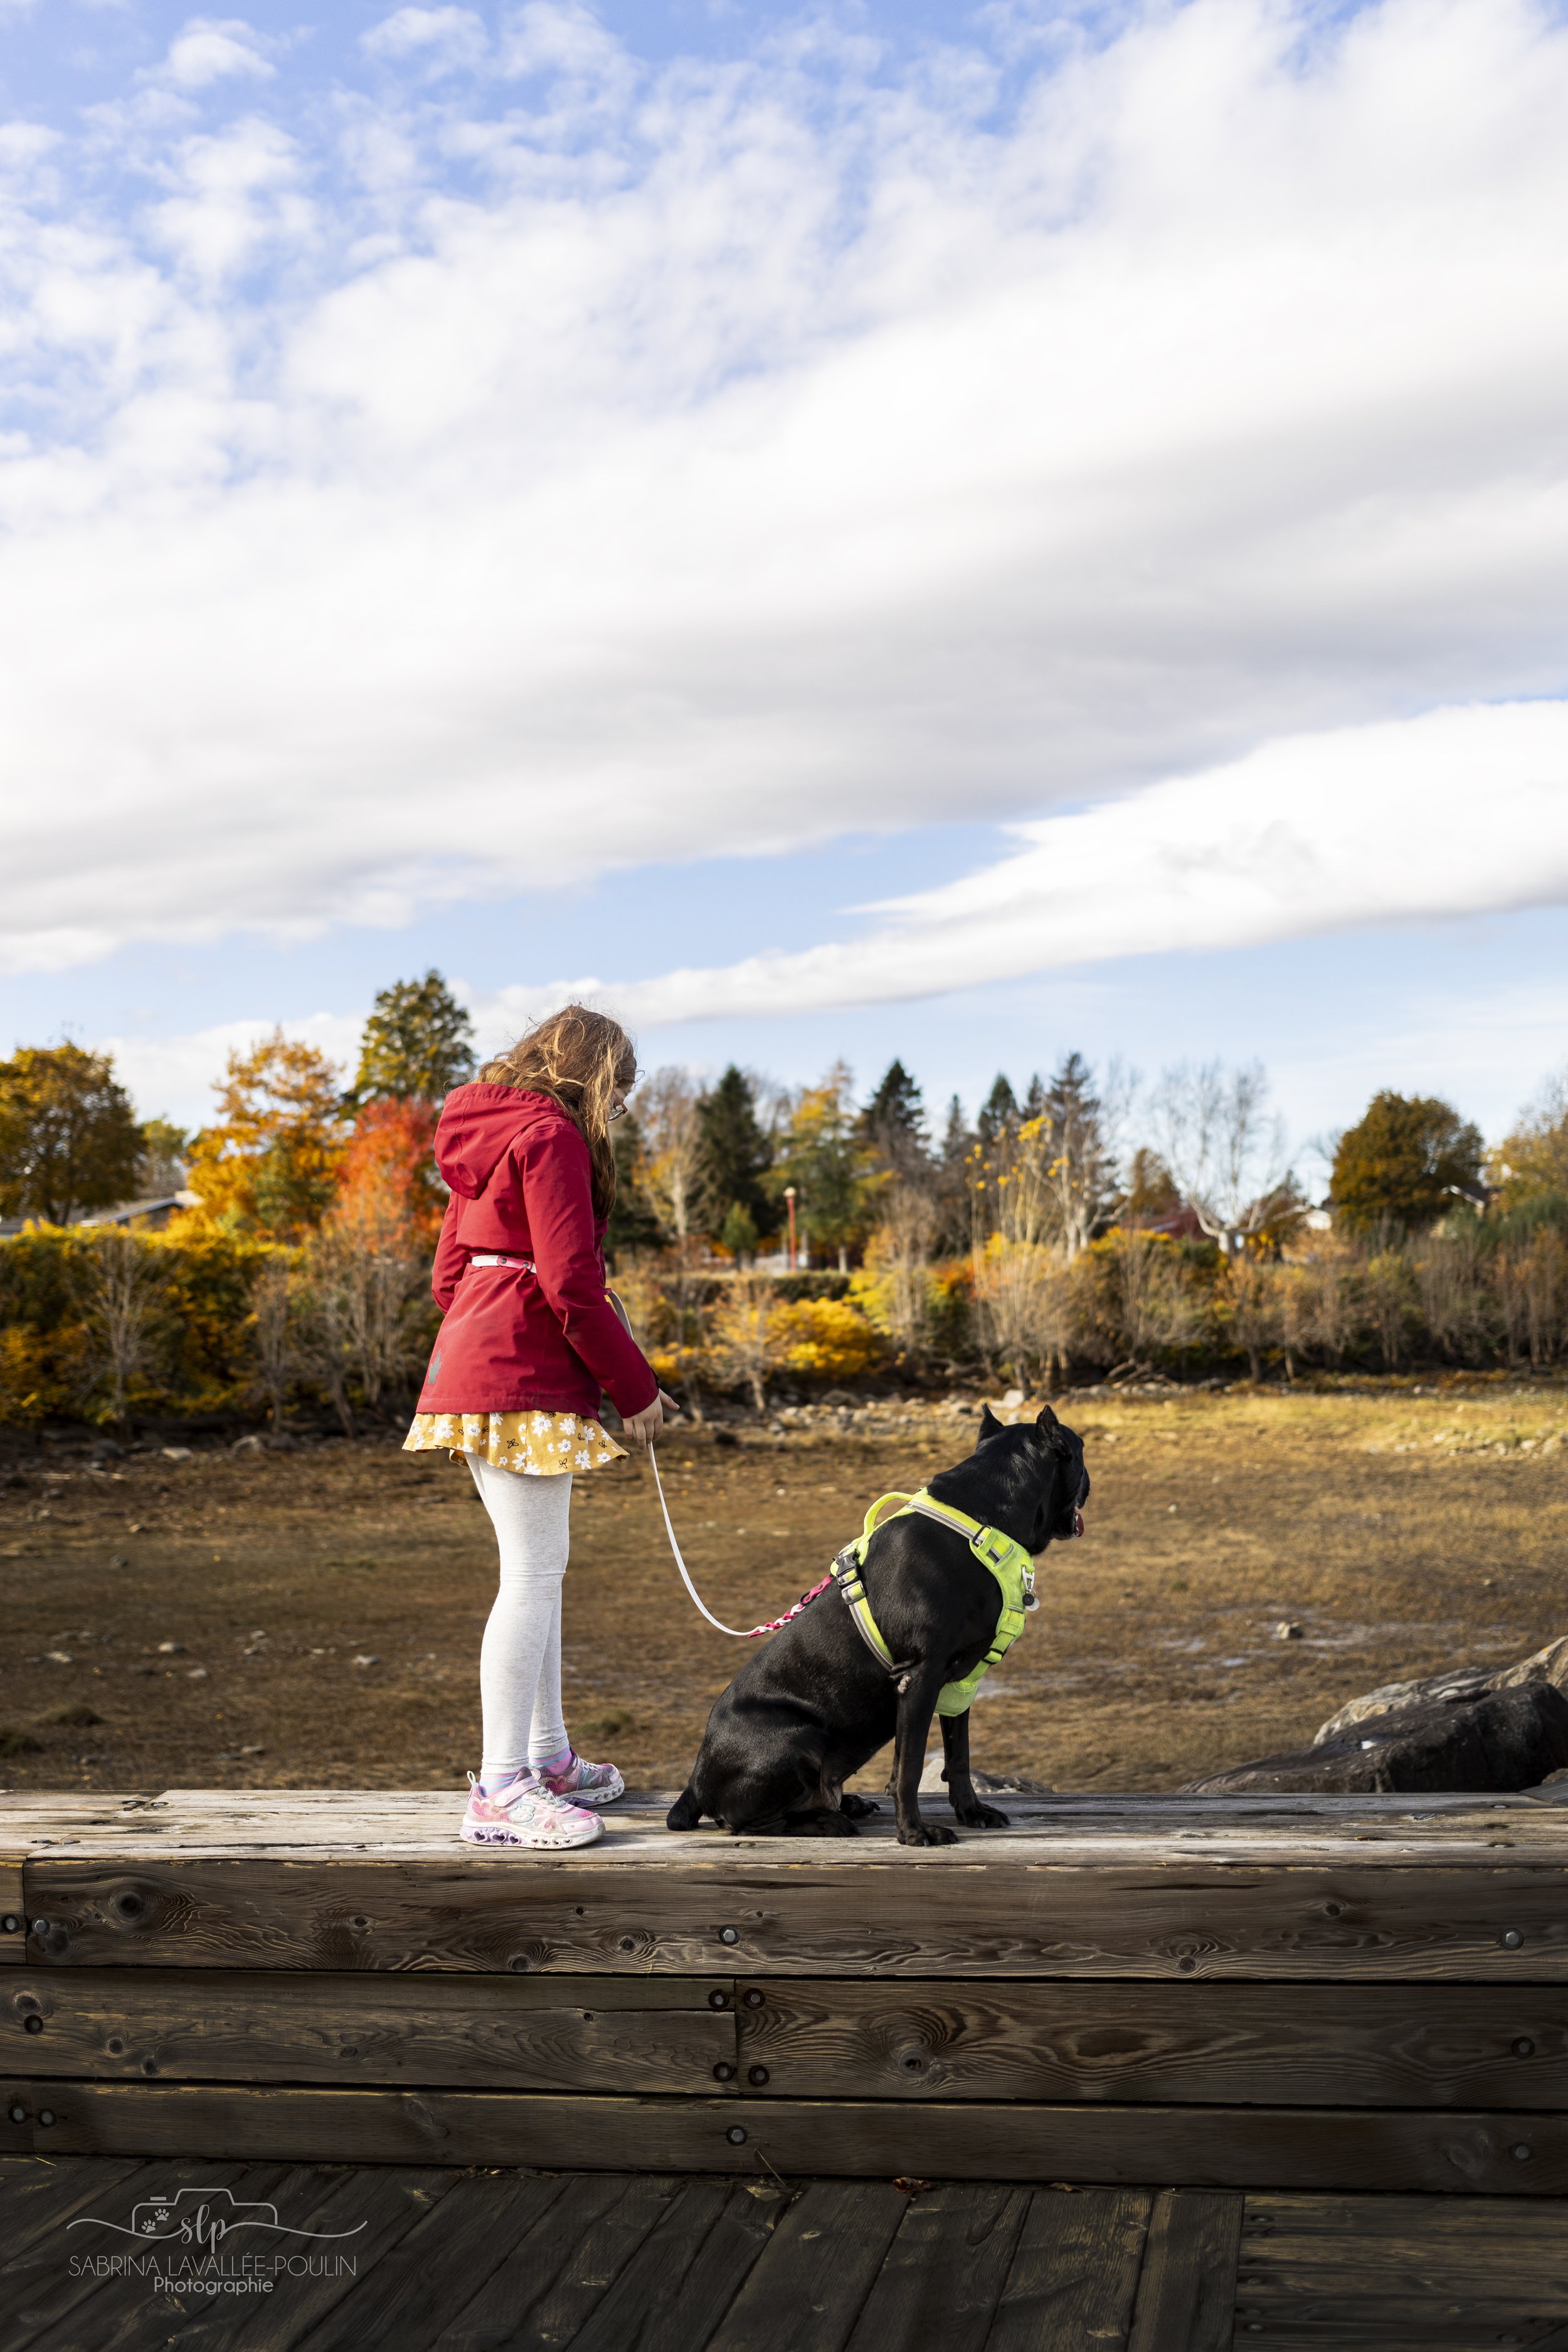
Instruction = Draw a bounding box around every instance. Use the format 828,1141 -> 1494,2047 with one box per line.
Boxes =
955,1801 -> 1009,1829
898,1821 -> 959,1846
840,1793 -> 881,1818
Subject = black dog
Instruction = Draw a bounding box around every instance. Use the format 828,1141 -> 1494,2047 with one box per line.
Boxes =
667,1404 -> 1089,1846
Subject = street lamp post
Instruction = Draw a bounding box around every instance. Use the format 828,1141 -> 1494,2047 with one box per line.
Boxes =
783,1186 -> 798,1273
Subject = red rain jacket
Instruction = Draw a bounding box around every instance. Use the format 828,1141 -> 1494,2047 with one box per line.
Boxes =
415,1083 -> 659,1419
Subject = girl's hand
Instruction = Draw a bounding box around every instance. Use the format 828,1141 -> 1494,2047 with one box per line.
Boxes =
623,1389 -> 682,1449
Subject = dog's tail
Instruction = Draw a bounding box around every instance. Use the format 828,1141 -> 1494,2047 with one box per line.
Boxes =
666,1783 -> 704,1831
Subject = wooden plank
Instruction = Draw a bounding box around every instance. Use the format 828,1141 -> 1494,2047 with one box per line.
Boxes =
264,2171 -> 553,2352
704,2180 -> 909,2352
6,2159 -> 290,2352
842,2183 -> 1030,2352
1229,2311 -> 1568,2348
425,2171 -> 645,2352
566,2181 -> 788,2352
1126,2190 -> 1241,2352
0,2152 -> 150,2264
464,2172 -> 685,2351
734,1980 -> 1568,2109
3,1968 -> 738,2096
984,2186 -> 1151,2351
12,2083 -> 1568,2193
128,2164 -> 460,2352
0,1856 -> 23,1965
27,1853 -> 1568,1979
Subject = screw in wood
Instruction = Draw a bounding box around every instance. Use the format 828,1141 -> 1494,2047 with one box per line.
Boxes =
726,2126 -> 747,2144
30,1920 -> 48,1937
719,1927 -> 739,1945
712,2063 -> 736,2082
748,2066 -> 770,2086
1,1916 -> 19,1934
23,2017 -> 42,2035
1511,2144 -> 1533,2162
38,2111 -> 55,2127
743,1989 -> 765,2008
1500,1929 -> 1525,1949
1513,2038 -> 1536,2057
7,2106 -> 24,2124
707,1990 -> 729,2009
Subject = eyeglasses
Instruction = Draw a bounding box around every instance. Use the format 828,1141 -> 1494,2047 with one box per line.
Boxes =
609,1099 -> 628,1122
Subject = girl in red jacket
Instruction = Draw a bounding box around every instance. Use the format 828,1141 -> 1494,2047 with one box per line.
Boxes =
404,1005 -> 679,1848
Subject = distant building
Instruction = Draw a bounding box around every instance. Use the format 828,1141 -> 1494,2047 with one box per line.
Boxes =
0,1190 -> 200,1240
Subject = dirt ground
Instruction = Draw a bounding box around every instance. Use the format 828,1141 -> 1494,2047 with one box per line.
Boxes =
3,1380 -> 1567,1799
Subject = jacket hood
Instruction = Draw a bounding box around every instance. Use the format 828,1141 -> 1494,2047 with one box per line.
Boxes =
433,1083 -> 574,1199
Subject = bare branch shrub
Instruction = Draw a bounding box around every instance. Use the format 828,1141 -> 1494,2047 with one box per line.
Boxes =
706,1273 -> 787,1413
77,1229 -> 169,1424
1150,1060 -> 1291,1257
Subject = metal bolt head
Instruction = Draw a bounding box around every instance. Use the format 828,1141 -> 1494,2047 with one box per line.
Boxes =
1513,2037 -> 1535,2058
1501,1929 -> 1525,1949
23,2016 -> 42,2036
748,2065 -> 770,2086
726,2125 -> 747,2145
30,1920 -> 48,1937
1,1915 -> 19,1934
1511,2143 -> 1533,2162
719,1927 -> 739,1946
743,1988 -> 765,2008
7,2106 -> 24,2124
38,2110 -> 55,2127
712,2063 -> 735,2082
707,1990 -> 728,2010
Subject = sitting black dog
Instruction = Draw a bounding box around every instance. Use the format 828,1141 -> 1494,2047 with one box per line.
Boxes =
667,1404 -> 1089,1846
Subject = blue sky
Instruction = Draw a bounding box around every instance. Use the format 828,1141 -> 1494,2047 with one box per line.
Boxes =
3,0 -> 1567,1154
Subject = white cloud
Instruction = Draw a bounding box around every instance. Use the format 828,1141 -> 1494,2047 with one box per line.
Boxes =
361,8 -> 488,70
477,699 -> 1568,1026
98,1012 -> 363,1126
3,1 -> 1568,986
159,19 -> 275,91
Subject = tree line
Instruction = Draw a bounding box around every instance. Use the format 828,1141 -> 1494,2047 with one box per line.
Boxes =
1,972 -> 1566,1429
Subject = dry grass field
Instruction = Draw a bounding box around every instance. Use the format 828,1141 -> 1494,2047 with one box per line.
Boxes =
3,1380 -> 1567,1801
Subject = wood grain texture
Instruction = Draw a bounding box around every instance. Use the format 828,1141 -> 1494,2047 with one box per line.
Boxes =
733,1979 -> 1568,2109
3,1966 -> 738,2095
9,2082 -> 1568,2193
0,1859 -> 23,1964
425,2171 -> 650,2352
983,2186 -> 1151,2351
25,1852 -> 1568,1980
702,2180 -> 909,2352
1125,2190 -> 1241,2352
474,2171 -> 686,2352
275,2170 -> 548,2352
842,2182 -> 1030,2352
564,2179 -> 787,2352
0,2151 -> 149,2265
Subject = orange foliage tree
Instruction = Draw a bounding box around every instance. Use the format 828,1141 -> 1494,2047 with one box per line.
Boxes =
183,1032 -> 347,1242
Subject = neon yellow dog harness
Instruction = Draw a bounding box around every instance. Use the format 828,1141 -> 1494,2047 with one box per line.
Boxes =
827,1488 -> 1038,1717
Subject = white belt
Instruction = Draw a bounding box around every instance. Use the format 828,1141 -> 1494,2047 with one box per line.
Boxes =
469,1254 -> 535,1271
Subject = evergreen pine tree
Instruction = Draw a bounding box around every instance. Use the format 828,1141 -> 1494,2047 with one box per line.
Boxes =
862,1059 -> 930,1177
977,1074 -> 1019,1150
350,971 -> 475,1106
696,1067 -> 775,1241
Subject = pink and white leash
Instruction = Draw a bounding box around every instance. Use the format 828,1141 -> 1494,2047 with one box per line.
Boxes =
647,1443 -> 830,1640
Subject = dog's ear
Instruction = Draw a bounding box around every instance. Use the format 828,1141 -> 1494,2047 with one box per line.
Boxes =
1036,1404 -> 1059,1431
978,1402 -> 1005,1439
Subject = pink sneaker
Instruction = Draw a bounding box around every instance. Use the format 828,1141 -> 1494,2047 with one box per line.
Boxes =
539,1751 -> 625,1808
461,1773 -> 603,1848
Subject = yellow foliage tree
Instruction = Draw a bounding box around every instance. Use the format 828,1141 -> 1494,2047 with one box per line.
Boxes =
183,1031 -> 347,1242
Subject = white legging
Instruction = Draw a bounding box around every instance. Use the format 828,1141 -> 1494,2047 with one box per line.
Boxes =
467,1454 -> 572,1777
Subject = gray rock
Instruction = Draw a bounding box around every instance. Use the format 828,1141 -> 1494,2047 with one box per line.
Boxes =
1189,1683 -> 1568,1796
1314,1634 -> 1568,1745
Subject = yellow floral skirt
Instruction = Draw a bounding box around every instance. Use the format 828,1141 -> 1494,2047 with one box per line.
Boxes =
403,1411 -> 627,1475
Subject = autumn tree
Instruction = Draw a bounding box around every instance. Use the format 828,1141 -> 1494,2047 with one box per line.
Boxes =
349,970 -> 475,1106
1493,1068 -> 1568,1209
0,1044 -> 140,1225
1331,1091 -> 1484,1234
861,1060 -> 930,1182
184,1031 -> 347,1242
337,1098 -> 444,1244
773,1064 -> 871,1270
135,1119 -> 191,1197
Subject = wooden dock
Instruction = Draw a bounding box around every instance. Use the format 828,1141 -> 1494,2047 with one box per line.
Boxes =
8,1783 -> 1568,2197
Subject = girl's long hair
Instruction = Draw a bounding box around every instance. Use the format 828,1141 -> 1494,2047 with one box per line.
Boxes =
480,1005 -> 635,1219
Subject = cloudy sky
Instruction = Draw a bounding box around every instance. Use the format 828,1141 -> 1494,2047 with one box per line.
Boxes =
3,0 -> 1567,1150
